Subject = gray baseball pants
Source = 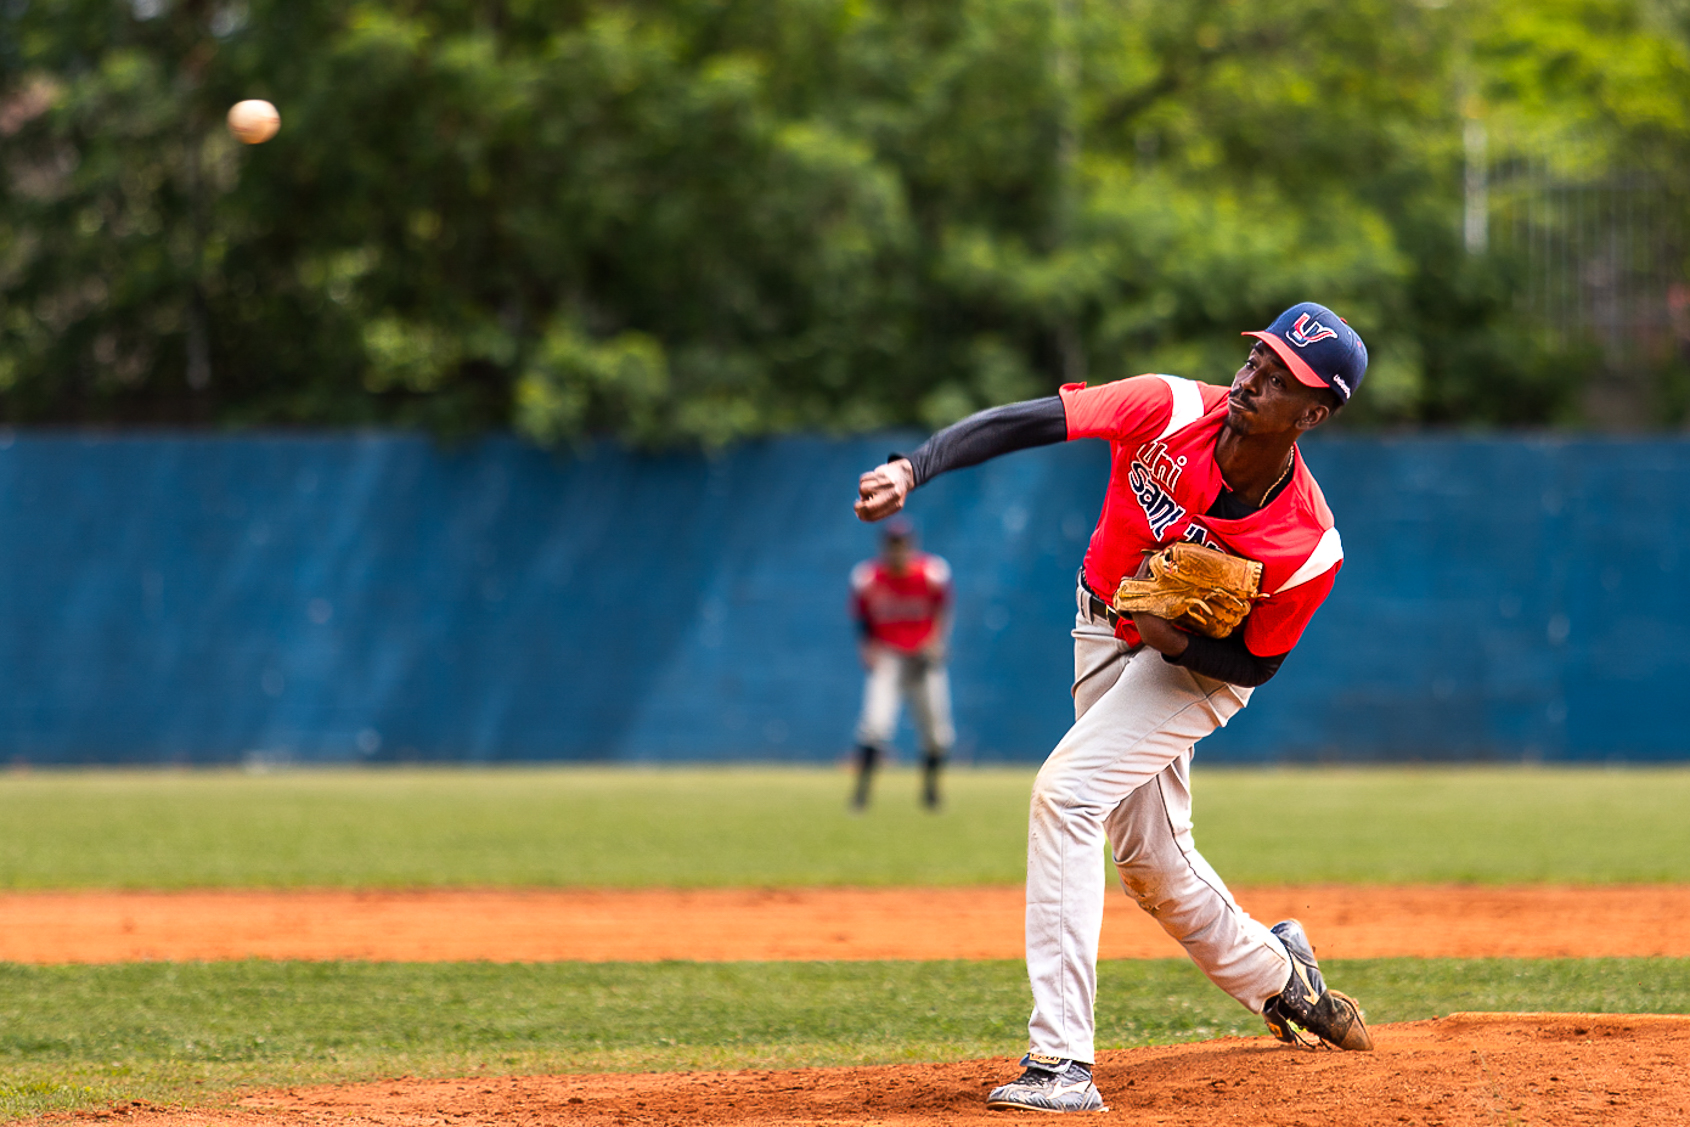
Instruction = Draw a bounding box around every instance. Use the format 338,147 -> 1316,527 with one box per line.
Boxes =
1022,587 -> 1294,1064
854,646 -> 954,755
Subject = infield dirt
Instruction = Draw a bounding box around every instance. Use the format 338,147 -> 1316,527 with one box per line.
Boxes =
12,887 -> 1690,1127
38,1013 -> 1690,1127
4,884 -> 1690,961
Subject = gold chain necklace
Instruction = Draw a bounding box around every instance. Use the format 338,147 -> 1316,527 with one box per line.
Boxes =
1226,451 -> 1294,509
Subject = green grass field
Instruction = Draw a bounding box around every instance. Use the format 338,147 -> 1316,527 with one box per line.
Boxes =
3,765 -> 1689,1121
4,764 -> 1690,888
5,958 -> 1690,1120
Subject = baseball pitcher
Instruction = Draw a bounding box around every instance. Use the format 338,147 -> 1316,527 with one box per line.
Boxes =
854,302 -> 1372,1114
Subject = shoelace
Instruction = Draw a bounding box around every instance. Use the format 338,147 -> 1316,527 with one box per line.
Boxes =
1269,1000 -> 1335,1051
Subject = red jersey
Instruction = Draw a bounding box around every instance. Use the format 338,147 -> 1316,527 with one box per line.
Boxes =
850,553 -> 952,653
1061,374 -> 1344,657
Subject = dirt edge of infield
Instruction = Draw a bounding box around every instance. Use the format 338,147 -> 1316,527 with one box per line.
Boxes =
7,883 -> 1690,962
28,1013 -> 1690,1127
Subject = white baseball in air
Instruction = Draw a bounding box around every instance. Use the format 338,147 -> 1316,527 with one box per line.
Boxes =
227,99 -> 280,144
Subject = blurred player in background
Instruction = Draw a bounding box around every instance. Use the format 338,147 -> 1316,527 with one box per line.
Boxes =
848,518 -> 954,810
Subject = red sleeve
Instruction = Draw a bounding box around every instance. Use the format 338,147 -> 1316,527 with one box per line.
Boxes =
1059,375 -> 1173,443
1243,561 -> 1339,656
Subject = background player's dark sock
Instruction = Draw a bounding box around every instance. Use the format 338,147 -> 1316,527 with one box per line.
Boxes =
922,752 -> 944,809
851,744 -> 879,809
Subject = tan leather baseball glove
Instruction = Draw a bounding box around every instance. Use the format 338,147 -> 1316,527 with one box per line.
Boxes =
1111,542 -> 1264,639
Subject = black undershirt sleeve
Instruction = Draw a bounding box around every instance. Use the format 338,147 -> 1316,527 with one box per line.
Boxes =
1166,632 -> 1286,687
898,397 -> 1068,486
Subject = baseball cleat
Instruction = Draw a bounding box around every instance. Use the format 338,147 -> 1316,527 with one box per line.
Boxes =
1262,918 -> 1374,1051
986,1055 -> 1107,1113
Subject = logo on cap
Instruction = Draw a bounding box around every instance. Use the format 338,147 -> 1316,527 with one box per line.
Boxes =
1288,313 -> 1338,348
1243,301 -> 1368,404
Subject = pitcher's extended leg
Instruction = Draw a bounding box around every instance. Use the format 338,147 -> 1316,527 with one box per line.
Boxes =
1104,756 -> 1290,1012
1024,615 -> 1254,1063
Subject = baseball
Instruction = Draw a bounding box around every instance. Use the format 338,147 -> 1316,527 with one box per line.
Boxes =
227,99 -> 280,144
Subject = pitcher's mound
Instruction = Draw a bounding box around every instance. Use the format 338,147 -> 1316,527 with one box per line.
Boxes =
80,1012 -> 1690,1127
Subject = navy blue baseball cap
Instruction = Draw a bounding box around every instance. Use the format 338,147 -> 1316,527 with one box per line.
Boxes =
1243,302 -> 1368,404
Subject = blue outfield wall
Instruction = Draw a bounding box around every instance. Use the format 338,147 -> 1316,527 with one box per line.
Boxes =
0,430 -> 1680,765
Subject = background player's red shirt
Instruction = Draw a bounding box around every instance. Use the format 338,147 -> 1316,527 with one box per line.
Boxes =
1061,374 -> 1344,656
850,553 -> 952,653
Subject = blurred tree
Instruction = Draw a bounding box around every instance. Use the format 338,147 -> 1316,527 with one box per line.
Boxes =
1,0 -> 1686,441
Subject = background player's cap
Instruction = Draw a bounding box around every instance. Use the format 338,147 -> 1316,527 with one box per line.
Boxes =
1243,302 -> 1368,404
883,517 -> 915,542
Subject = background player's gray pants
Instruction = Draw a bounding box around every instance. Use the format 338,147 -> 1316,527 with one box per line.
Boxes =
1022,592 -> 1293,1064
853,646 -> 954,754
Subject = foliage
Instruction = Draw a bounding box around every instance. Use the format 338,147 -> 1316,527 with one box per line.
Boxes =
4,765 -> 1690,889
2,0 -> 1688,441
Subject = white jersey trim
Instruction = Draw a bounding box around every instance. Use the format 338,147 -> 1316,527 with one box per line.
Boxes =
1273,527 -> 1343,595
1153,375 -> 1207,441
852,555 -> 952,594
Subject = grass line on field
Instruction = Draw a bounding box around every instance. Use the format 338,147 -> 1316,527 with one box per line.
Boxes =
3,957 -> 1689,1121
3,765 -> 1690,889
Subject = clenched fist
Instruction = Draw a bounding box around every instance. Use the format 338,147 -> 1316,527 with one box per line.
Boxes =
855,459 -> 916,522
